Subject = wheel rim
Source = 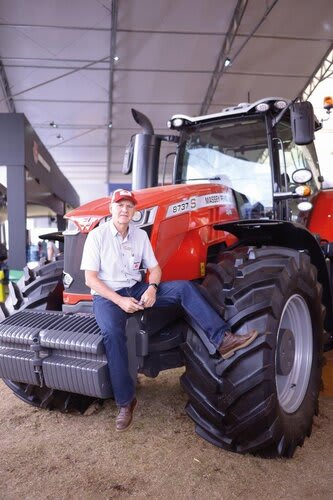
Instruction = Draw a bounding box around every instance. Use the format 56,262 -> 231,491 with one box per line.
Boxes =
275,294 -> 313,414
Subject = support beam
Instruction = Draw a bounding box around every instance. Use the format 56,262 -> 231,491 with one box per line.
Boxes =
0,59 -> 16,113
200,0 -> 280,115
300,43 -> 333,101
200,0 -> 248,115
0,114 -> 80,269
106,0 -> 119,186
7,165 -> 27,269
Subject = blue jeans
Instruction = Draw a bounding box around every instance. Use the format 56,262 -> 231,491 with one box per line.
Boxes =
93,280 -> 230,406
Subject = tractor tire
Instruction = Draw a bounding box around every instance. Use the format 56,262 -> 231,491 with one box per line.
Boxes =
2,257 -> 98,413
4,380 -> 97,413
181,246 -> 324,458
3,257 -> 64,317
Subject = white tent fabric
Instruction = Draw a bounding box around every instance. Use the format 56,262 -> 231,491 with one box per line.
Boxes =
0,0 -> 332,202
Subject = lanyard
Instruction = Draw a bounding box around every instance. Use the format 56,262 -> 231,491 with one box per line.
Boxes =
115,232 -> 135,288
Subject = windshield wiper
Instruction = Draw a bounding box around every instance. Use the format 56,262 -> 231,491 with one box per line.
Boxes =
181,176 -> 225,182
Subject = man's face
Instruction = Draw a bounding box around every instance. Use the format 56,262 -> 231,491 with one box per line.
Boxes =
111,200 -> 136,224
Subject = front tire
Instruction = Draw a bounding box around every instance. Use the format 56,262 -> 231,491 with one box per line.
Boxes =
4,258 -> 64,316
3,380 -> 98,413
181,246 -> 324,457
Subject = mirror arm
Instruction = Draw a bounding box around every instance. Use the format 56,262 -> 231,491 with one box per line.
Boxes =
272,99 -> 294,128
273,191 -> 303,201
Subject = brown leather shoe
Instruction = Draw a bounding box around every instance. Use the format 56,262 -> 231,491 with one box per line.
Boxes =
116,398 -> 137,432
218,330 -> 258,359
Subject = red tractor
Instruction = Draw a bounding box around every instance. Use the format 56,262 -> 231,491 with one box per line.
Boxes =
0,97 -> 332,458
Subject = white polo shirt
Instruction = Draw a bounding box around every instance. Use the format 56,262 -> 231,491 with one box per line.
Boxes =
80,220 -> 158,294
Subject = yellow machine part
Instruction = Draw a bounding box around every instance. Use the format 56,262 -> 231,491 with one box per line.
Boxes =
0,270 -> 5,302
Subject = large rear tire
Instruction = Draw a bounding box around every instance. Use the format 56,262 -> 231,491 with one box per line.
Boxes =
181,246 -> 324,457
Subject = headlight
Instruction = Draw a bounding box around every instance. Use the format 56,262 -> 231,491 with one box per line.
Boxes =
132,210 -> 144,223
168,117 -> 186,129
297,201 -> 312,212
63,272 -> 73,288
131,206 -> 158,227
172,118 -> 184,128
295,185 -> 311,197
255,102 -> 270,112
274,100 -> 287,110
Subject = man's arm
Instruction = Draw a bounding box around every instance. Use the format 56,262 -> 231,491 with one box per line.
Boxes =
85,270 -> 144,313
147,264 -> 162,286
139,264 -> 162,308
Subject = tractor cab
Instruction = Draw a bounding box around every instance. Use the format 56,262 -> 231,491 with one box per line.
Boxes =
126,98 -> 322,224
175,101 -> 321,222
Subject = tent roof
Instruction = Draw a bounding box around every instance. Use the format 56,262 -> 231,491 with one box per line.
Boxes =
0,0 -> 332,202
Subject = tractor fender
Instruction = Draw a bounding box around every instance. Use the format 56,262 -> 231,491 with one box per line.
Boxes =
215,219 -> 333,337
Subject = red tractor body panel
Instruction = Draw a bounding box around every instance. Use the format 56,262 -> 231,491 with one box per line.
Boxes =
307,189 -> 333,241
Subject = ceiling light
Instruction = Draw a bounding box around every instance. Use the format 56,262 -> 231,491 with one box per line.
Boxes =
108,122 -> 113,128
56,134 -> 64,140
224,57 -> 231,67
50,121 -> 57,128
114,56 -> 119,62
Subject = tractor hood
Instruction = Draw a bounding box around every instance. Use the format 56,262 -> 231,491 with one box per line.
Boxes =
64,183 -> 238,233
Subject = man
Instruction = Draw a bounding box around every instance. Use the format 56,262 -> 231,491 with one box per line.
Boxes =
47,239 -> 59,262
81,189 -> 258,432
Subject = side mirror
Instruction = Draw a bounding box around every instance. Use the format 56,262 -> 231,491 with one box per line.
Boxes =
290,101 -> 315,145
292,168 -> 313,184
122,137 -> 134,175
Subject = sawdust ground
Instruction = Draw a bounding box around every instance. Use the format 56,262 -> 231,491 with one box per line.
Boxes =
1,368 -> 333,500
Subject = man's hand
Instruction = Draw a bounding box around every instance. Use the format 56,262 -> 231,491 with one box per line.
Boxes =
117,296 -> 144,313
139,286 -> 157,308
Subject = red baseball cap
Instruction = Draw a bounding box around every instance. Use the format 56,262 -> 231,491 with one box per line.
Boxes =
111,189 -> 137,205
